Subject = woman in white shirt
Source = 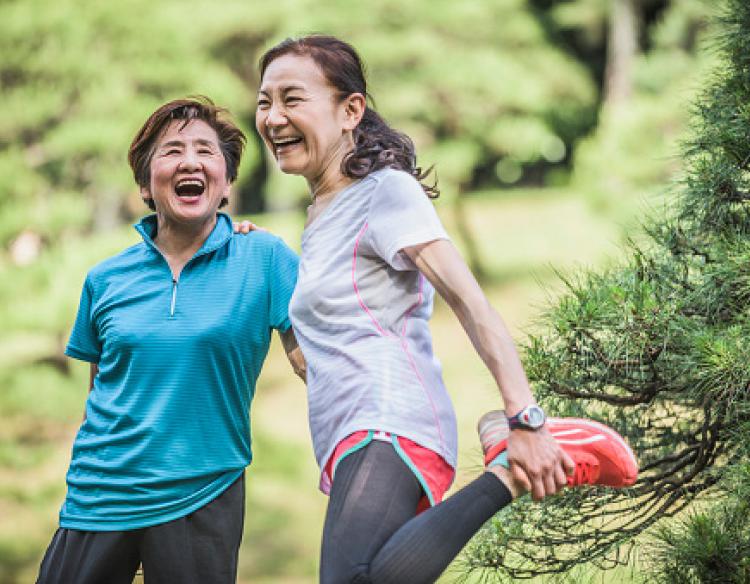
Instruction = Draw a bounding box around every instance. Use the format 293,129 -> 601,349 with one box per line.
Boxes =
249,34 -> 638,583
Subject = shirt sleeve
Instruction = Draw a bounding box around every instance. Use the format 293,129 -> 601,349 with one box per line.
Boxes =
268,237 -> 299,332
366,170 -> 449,271
65,276 -> 102,363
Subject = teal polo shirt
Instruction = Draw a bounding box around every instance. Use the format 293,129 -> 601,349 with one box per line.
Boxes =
61,213 -> 298,531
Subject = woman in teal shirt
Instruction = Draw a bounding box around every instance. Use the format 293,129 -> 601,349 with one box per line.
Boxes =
37,97 -> 303,584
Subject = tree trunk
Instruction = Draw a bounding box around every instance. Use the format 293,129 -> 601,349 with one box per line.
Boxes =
603,0 -> 639,105
211,30 -> 270,214
452,185 -> 487,283
234,124 -> 268,214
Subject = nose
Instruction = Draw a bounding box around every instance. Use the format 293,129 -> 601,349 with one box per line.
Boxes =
178,147 -> 201,172
264,102 -> 287,129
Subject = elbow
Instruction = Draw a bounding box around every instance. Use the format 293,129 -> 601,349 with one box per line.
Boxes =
295,363 -> 307,383
287,348 -> 307,383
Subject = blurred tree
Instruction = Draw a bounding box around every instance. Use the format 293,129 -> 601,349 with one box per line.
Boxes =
0,0 -> 273,246
604,0 -> 639,105
0,0 -> 598,261
534,0 -> 713,213
211,29 -> 272,214
531,0 -> 672,94
234,0 -> 600,277
462,0 -> 750,579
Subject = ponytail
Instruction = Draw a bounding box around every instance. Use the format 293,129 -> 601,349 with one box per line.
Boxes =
343,108 -> 439,198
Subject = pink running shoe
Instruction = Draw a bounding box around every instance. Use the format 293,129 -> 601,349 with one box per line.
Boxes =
477,410 -> 638,488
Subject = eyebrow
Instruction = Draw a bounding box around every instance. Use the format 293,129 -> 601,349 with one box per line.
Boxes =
258,84 -> 307,97
158,139 -> 218,149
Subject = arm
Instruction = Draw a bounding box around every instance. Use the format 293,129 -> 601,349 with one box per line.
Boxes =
403,239 -> 574,500
280,327 -> 306,383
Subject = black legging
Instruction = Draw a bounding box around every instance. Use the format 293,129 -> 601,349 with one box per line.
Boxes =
320,440 -> 513,583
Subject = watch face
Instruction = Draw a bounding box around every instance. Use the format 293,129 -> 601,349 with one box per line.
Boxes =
525,406 -> 545,428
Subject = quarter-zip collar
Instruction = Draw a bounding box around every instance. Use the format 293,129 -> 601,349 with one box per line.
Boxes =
134,213 -> 235,318
134,212 -> 234,260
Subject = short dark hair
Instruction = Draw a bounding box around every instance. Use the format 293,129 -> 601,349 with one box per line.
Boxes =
128,96 -> 246,210
259,35 -> 438,197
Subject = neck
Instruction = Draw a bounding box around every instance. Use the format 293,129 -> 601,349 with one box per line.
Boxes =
308,172 -> 355,203
307,136 -> 356,202
153,213 -> 218,264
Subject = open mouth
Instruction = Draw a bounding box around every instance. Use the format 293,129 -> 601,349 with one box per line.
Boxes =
272,136 -> 303,152
174,179 -> 205,197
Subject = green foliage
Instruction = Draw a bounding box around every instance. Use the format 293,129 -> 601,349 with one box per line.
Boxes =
647,496 -> 750,584
571,0 -> 716,215
464,0 -> 750,579
0,1 -> 716,581
0,0 -> 598,245
0,0 -> 255,245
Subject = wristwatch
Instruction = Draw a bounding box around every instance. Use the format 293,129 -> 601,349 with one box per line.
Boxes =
507,405 -> 546,430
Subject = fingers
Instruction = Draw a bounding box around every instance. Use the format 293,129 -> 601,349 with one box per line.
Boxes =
562,450 -> 576,476
233,221 -> 250,234
506,431 -> 574,501
510,457 -> 568,501
511,463 -> 532,495
529,464 -> 555,501
554,462 -> 569,490
246,221 -> 269,233
543,472 -> 558,499
510,461 -> 548,501
232,220 -> 265,234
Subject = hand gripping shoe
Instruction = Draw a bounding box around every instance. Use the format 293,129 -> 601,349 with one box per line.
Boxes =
478,410 -> 638,488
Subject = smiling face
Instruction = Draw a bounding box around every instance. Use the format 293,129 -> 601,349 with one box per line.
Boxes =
255,53 -> 363,189
142,119 -> 230,229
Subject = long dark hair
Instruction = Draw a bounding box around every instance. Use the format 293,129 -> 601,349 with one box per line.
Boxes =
259,35 -> 438,197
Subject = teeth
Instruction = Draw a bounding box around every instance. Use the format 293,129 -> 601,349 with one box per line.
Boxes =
174,178 -> 205,197
176,179 -> 204,187
273,137 -> 301,146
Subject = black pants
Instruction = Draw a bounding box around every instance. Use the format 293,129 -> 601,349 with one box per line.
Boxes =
36,473 -> 245,584
320,441 -> 513,583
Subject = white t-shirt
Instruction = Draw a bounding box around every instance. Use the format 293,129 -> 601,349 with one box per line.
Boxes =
289,168 -> 458,493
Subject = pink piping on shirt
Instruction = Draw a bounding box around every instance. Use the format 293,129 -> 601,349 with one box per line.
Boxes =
352,222 -> 393,337
351,222 -> 446,453
399,273 -> 446,453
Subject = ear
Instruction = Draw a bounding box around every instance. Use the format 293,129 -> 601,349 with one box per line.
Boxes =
140,186 -> 153,207
342,93 -> 366,131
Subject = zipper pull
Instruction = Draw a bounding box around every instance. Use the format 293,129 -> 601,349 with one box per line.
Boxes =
170,278 -> 178,317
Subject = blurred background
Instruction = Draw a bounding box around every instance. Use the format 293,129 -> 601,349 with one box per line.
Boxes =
0,0 -> 716,582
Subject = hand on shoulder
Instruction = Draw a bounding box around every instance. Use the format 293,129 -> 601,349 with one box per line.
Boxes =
233,220 -> 268,235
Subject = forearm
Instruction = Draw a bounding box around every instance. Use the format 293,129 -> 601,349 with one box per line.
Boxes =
407,239 -> 572,500
287,346 -> 307,382
408,239 -> 535,413
280,327 -> 307,382
445,286 -> 534,414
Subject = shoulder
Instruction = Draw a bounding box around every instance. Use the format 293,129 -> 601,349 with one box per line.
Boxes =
231,230 -> 298,262
366,169 -> 432,214
85,242 -> 150,287
231,229 -> 290,251
369,168 -> 422,192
